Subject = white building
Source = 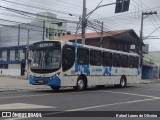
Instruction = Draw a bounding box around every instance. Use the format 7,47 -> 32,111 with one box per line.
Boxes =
0,12 -> 67,76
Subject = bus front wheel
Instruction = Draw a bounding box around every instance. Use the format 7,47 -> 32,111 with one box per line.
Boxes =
74,76 -> 86,91
50,86 -> 60,91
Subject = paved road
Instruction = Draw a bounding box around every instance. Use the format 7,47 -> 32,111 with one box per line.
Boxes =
0,81 -> 160,120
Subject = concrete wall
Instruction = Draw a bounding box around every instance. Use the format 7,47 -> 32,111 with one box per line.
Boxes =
153,67 -> 159,79
0,64 -> 21,76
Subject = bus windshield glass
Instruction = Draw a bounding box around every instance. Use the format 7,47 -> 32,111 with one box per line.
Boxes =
30,41 -> 61,73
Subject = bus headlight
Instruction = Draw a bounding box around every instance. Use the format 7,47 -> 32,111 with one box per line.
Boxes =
55,72 -> 60,77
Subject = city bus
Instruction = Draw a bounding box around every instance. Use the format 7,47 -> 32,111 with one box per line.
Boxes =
29,40 -> 141,91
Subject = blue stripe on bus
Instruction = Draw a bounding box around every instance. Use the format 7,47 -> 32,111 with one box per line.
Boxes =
75,64 -> 90,75
103,67 -> 112,76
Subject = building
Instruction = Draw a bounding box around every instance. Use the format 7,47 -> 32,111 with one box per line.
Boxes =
0,12 -> 67,76
0,28 -> 143,77
0,12 -> 67,47
0,45 -> 26,76
142,51 -> 160,79
54,29 -> 144,54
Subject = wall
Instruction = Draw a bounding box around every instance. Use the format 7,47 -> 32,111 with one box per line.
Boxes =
142,66 -> 153,79
0,64 -> 21,76
153,66 -> 160,79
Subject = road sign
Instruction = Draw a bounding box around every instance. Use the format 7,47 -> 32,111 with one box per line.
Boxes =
142,44 -> 149,54
115,0 -> 130,13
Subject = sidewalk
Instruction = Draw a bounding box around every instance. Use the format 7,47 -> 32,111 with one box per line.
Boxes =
0,76 -> 50,91
141,79 -> 160,84
0,76 -> 160,91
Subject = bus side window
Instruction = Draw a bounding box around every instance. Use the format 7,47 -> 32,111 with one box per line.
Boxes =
90,50 -> 101,66
129,56 -> 134,68
134,57 -> 139,68
112,54 -> 120,67
120,55 -> 128,68
102,52 -> 112,66
77,48 -> 89,65
62,45 -> 75,72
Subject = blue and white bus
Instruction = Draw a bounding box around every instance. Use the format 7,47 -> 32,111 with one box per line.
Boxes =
29,40 -> 141,91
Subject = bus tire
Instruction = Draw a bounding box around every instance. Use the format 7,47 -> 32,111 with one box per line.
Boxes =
50,86 -> 60,91
119,76 -> 126,88
75,76 -> 86,91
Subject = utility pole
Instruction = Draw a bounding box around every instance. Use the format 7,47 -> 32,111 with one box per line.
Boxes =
140,11 -> 157,41
80,0 -> 129,45
100,21 -> 104,47
18,24 -> 20,46
25,29 -> 30,79
82,0 -> 86,44
94,19 -> 104,47
42,20 -> 45,41
139,11 -> 157,71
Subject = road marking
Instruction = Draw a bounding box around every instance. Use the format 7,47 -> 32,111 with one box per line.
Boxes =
0,88 -> 159,100
0,92 -> 68,100
67,98 -> 160,111
39,98 -> 160,117
100,90 -> 160,99
0,103 -> 55,110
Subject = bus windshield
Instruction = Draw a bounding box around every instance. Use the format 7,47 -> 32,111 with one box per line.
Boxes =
30,48 -> 61,73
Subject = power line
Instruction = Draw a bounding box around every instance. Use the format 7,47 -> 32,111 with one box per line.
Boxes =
0,5 -> 76,23
143,25 -> 160,40
0,0 -> 81,17
98,5 -> 160,20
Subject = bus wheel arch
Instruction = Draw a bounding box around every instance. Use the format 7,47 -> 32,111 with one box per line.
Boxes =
74,74 -> 87,91
120,75 -> 127,88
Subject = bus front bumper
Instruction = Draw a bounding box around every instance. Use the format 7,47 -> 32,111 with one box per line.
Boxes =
29,75 -> 61,86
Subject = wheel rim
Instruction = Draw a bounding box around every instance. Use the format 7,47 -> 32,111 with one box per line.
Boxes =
78,79 -> 84,90
121,78 -> 125,87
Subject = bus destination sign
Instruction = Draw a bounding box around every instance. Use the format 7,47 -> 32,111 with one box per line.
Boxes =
34,42 -> 60,48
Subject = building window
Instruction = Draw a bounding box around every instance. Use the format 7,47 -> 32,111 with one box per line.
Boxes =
0,50 -> 2,61
77,48 -> 89,65
10,50 -> 15,61
90,50 -> 101,66
2,50 -> 7,61
102,52 -> 112,66
62,45 -> 75,72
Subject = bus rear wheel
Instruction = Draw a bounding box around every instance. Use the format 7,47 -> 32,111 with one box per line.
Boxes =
50,86 -> 60,91
74,76 -> 86,91
119,76 -> 126,88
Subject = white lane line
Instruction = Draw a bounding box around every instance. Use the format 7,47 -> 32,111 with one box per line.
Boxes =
5,98 -> 160,120
99,90 -> 160,99
0,103 -> 55,110
67,98 -> 159,111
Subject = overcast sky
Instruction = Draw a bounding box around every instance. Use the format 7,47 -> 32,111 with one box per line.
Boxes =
0,0 -> 160,51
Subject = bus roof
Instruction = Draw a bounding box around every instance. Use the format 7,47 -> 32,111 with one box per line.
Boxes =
33,40 -> 139,57
62,41 -> 139,57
